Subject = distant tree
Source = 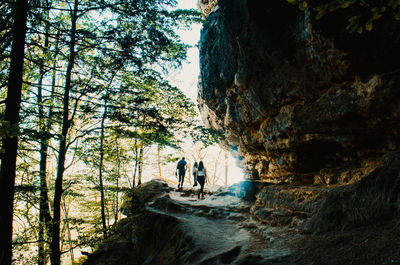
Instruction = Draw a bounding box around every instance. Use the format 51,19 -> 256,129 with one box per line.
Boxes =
50,0 -> 80,263
25,3 -> 60,263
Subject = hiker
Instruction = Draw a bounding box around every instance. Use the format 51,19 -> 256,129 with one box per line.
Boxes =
192,162 -> 198,187
196,161 -> 207,199
176,157 -> 188,189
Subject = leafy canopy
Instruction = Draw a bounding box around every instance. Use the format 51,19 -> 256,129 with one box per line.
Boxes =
288,0 -> 400,33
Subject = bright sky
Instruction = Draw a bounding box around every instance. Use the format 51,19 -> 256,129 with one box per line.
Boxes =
173,0 -> 202,100
166,0 -> 245,185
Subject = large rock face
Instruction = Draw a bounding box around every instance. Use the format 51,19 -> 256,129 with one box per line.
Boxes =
198,0 -> 400,183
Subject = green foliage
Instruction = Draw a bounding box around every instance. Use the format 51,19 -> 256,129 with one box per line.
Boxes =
164,153 -> 180,163
0,120 -> 20,139
190,126 -> 225,148
0,1 -> 12,89
72,256 -> 88,265
287,0 -> 400,33
6,0 -> 202,263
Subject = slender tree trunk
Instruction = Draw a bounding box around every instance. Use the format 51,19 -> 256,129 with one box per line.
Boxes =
138,144 -> 143,186
98,87 -> 109,237
213,151 -> 222,185
157,144 -> 162,178
38,130 -> 54,265
0,1 -> 28,264
38,18 -> 57,265
61,199 -> 74,264
40,30 -> 59,261
132,138 -> 138,188
50,1 -> 78,264
225,151 -> 228,186
114,147 -> 120,224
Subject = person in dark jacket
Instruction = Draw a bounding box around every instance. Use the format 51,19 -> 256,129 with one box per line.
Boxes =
176,157 -> 188,189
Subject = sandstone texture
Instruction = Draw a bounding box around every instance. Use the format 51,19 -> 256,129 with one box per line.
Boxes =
198,0 -> 400,183
197,0 -> 218,17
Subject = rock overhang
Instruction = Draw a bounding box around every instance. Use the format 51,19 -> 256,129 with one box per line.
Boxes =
198,0 -> 400,183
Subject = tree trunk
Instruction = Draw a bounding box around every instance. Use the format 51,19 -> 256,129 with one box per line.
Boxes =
50,1 -> 78,264
132,138 -> 138,188
38,19 -> 57,265
225,151 -> 228,186
0,0 -> 28,264
61,198 -> 74,264
138,144 -> 143,186
157,144 -> 162,178
98,87 -> 109,237
38,126 -> 54,265
115,146 -> 120,224
213,151 -> 222,185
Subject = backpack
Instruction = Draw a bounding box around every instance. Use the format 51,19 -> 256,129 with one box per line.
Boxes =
177,160 -> 186,170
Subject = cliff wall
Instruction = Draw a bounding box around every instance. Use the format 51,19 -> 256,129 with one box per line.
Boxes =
198,0 -> 400,183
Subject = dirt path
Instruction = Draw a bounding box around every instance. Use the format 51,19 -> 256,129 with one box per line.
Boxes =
147,183 -> 400,265
146,185 -> 292,264
83,179 -> 400,265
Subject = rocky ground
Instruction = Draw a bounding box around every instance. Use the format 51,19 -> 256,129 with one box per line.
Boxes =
166,185 -> 290,264
289,217 -> 400,265
83,177 -> 400,265
176,183 -> 400,265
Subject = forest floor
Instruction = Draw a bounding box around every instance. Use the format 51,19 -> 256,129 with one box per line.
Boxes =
166,183 -> 400,265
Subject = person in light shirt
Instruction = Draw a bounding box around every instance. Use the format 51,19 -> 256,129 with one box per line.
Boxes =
196,161 -> 207,199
